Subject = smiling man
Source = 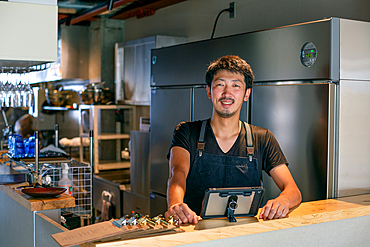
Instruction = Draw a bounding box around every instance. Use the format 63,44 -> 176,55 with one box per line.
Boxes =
165,55 -> 301,224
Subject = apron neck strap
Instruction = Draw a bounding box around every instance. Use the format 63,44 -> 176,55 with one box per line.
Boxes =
197,120 -> 255,160
197,120 -> 207,157
243,121 -> 255,161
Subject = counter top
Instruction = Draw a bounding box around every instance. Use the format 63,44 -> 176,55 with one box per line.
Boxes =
0,184 -> 75,211
91,194 -> 370,246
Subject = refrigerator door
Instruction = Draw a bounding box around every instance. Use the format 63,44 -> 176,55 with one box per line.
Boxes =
193,87 -> 213,120
251,83 -> 332,203
150,87 -> 191,195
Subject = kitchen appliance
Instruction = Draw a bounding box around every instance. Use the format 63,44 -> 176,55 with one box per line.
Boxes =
122,130 -> 151,216
115,35 -> 187,105
150,18 -> 370,214
93,170 -> 130,219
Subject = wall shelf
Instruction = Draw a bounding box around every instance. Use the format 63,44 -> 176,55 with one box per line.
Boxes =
97,133 -> 130,140
42,105 -> 79,111
79,104 -> 136,173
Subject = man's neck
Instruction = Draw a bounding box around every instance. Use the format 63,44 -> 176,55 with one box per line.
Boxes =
210,114 -> 241,139
209,114 -> 241,153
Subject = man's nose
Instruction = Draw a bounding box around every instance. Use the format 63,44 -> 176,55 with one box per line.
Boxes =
223,84 -> 232,94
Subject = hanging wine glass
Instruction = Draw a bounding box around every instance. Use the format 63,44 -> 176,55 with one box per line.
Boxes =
13,68 -> 22,108
0,69 -> 4,107
4,70 -> 13,107
24,70 -> 34,108
20,71 -> 27,107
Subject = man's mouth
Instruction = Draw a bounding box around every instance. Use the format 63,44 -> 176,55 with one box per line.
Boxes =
219,97 -> 234,105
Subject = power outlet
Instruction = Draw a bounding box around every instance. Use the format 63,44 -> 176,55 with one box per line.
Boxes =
229,2 -> 235,18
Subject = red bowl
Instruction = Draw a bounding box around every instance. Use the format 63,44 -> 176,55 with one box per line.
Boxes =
21,187 -> 67,197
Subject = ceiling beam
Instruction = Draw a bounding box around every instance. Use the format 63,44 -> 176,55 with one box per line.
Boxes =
69,0 -> 136,25
111,0 -> 187,20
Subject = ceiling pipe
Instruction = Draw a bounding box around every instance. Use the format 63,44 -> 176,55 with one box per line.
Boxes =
108,0 -> 114,10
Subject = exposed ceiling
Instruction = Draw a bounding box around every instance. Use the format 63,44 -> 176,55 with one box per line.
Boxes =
58,0 -> 187,26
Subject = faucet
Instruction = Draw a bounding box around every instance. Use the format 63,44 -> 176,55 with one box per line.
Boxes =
29,130 -> 41,187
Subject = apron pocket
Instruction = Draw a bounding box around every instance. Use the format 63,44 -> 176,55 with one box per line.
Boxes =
226,159 -> 259,187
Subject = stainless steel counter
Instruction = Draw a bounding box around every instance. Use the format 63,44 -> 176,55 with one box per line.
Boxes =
0,163 -> 27,184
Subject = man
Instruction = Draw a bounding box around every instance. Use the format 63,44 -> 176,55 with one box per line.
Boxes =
165,55 -> 301,224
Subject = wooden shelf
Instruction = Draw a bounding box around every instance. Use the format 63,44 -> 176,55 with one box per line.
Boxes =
79,104 -> 137,173
81,133 -> 130,140
97,133 -> 130,140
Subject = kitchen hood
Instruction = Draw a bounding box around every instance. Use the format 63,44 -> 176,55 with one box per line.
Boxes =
0,1 -> 58,71
60,25 -> 89,80
26,24 -> 90,85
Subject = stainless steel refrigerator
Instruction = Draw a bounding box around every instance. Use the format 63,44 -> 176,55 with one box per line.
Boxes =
150,18 -> 370,215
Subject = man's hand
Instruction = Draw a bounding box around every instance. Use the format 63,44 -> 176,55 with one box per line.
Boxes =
259,164 -> 302,220
258,198 -> 289,220
165,202 -> 199,224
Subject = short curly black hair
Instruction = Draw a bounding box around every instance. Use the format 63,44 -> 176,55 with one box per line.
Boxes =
205,55 -> 254,89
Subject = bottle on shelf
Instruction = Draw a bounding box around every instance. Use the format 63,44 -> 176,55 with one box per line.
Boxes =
58,163 -> 72,196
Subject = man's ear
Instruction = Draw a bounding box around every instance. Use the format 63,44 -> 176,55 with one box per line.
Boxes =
244,88 -> 251,101
206,85 -> 211,99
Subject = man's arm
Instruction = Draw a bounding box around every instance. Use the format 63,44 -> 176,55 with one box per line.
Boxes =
259,164 -> 302,220
164,146 -> 199,224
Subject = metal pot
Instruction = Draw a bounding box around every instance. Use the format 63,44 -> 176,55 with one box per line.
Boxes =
79,82 -> 112,105
45,88 -> 72,107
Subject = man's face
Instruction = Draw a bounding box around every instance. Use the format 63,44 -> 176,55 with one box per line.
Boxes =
206,69 -> 251,118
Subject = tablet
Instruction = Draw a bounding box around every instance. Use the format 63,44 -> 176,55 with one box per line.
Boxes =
200,187 -> 264,221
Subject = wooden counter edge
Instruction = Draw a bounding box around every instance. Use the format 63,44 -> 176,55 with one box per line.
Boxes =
0,184 -> 32,210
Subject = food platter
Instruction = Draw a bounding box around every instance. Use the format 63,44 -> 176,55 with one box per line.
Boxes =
21,187 -> 66,197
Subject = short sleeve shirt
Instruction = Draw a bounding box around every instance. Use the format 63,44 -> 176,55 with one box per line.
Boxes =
168,119 -> 288,178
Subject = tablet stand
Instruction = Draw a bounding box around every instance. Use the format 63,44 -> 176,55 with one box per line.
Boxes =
225,196 -> 238,222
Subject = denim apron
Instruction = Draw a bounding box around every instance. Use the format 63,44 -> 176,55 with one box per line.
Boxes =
184,121 -> 260,215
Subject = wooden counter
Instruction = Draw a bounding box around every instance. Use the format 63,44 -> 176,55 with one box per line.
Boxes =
0,184 -> 75,211
84,194 -> 370,246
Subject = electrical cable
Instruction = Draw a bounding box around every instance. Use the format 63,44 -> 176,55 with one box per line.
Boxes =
211,8 -> 232,39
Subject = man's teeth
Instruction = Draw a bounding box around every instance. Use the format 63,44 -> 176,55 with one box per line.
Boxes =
222,101 -> 232,105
